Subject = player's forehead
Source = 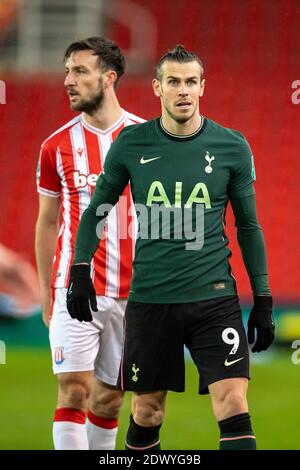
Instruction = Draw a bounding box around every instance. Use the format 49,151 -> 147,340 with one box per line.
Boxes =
65,49 -> 100,70
161,60 -> 201,80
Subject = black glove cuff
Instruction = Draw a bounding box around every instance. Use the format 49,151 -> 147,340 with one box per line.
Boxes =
253,295 -> 273,309
70,264 -> 90,279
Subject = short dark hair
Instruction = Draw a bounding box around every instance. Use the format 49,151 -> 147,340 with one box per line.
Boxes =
63,37 -> 125,89
156,44 -> 204,81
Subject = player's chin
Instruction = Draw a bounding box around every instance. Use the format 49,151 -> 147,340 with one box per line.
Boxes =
69,99 -> 83,111
174,110 -> 194,123
174,106 -> 194,119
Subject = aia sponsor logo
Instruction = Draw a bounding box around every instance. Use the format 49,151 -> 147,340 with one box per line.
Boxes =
73,170 -> 99,188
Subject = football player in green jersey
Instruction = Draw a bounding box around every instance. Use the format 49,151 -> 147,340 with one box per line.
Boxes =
67,45 -> 275,450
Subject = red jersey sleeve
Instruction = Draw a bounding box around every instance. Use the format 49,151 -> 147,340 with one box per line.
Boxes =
37,141 -> 61,197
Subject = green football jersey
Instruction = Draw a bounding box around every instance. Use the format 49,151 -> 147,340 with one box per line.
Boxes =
82,117 -> 257,303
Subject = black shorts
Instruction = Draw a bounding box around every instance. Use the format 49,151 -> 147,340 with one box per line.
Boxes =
117,295 -> 250,395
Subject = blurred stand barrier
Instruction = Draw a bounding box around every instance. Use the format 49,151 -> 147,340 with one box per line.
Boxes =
0,244 -> 40,319
0,0 -> 105,71
270,308 -> 300,345
0,0 -> 20,44
0,0 -> 156,73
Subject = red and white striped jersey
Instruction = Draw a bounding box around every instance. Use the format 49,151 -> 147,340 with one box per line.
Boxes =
37,110 -> 145,298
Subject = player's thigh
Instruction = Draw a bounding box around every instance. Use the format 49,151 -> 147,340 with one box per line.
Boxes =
49,288 -> 103,375
118,301 -> 185,393
132,390 -> 168,419
94,298 -> 127,386
209,376 -> 248,398
57,370 -> 94,408
209,377 -> 249,421
89,378 -> 124,418
185,295 -> 250,395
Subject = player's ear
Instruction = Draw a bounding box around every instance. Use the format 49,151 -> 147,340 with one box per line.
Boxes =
199,78 -> 205,97
104,70 -> 117,89
152,78 -> 161,97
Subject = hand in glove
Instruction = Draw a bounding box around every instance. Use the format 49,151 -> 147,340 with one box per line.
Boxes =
247,296 -> 275,352
66,264 -> 97,322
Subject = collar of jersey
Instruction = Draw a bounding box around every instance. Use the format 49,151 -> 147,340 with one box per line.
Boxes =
81,109 -> 126,135
157,116 -> 206,141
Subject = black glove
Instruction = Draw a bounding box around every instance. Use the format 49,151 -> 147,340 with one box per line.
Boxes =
66,264 -> 97,322
247,295 -> 275,352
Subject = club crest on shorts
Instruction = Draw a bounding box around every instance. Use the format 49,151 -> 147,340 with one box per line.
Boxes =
131,364 -> 139,382
54,347 -> 65,365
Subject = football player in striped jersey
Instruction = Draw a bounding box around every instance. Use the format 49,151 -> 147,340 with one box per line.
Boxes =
35,37 -> 144,450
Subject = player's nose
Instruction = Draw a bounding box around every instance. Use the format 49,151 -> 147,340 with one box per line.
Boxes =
178,86 -> 188,96
64,72 -> 76,87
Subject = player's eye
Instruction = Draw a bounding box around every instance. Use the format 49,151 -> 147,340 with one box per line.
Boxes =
75,69 -> 87,75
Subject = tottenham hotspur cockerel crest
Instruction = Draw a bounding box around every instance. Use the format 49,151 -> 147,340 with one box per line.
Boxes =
204,151 -> 215,174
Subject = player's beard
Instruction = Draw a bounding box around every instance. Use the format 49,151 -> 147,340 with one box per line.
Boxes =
70,78 -> 104,114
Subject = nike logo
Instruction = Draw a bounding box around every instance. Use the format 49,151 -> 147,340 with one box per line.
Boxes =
224,357 -> 244,367
140,156 -> 161,164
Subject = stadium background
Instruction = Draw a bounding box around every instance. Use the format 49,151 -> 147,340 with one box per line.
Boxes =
0,0 -> 299,449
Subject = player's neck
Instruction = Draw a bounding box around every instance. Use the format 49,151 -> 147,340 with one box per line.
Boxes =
161,112 -> 202,136
83,96 -> 123,131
